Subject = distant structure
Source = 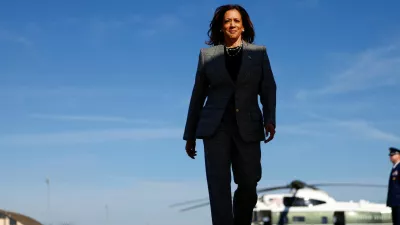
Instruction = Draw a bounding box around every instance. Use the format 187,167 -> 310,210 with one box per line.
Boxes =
0,209 -> 42,225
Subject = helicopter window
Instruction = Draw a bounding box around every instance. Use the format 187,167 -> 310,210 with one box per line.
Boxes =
283,197 -> 306,206
292,216 -> 305,223
309,199 -> 326,205
283,197 -> 326,206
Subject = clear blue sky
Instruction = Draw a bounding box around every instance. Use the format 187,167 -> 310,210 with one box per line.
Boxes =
0,0 -> 399,224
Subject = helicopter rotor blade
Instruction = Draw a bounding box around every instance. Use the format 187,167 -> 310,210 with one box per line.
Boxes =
297,182 -> 387,191
256,185 -> 291,193
179,202 -> 210,212
169,197 -> 209,208
172,184 -> 292,210
256,181 -> 387,194
310,183 -> 387,188
176,185 -> 291,211
256,180 -> 310,193
306,184 -> 319,190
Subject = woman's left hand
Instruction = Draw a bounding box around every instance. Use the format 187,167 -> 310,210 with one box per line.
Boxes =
264,123 -> 275,143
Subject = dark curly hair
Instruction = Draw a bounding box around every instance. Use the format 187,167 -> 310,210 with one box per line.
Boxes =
206,4 -> 255,46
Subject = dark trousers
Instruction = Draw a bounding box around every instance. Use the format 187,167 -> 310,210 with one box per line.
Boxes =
392,206 -> 400,225
203,119 -> 262,225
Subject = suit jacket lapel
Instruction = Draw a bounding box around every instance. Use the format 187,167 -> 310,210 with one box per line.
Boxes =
211,41 -> 252,87
212,44 -> 235,87
236,41 -> 252,85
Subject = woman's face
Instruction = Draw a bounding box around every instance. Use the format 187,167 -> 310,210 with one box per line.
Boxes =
221,9 -> 244,42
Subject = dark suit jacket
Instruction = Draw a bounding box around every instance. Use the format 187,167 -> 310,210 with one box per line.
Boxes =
387,163 -> 400,206
183,41 -> 277,142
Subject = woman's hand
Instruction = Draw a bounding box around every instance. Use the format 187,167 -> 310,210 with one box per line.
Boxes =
264,123 -> 275,143
185,140 -> 197,159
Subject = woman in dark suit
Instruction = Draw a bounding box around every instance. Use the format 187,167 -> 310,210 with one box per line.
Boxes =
183,4 -> 277,225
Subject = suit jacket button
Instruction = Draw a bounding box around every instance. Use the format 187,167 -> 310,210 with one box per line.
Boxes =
236,109 -> 239,112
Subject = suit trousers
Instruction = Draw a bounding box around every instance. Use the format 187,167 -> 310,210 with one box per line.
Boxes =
392,206 -> 400,225
203,118 -> 262,225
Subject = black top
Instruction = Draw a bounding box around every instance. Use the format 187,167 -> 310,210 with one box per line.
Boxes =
222,44 -> 243,124
224,45 -> 243,82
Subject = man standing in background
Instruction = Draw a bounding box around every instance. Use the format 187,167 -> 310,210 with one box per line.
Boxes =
387,147 -> 400,225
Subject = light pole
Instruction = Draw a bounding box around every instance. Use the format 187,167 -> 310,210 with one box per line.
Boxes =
105,204 -> 109,225
45,177 -> 50,225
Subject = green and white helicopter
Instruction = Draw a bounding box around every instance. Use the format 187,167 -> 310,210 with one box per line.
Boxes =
170,180 -> 391,225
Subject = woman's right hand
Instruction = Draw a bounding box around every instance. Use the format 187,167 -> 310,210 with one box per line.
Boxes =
185,140 -> 197,159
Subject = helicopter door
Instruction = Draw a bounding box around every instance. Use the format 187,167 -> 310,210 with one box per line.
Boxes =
333,211 -> 345,225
